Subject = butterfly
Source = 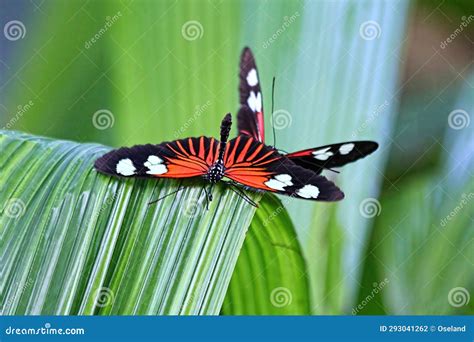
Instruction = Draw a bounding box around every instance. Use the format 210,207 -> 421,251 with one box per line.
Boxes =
94,113 -> 344,206
237,47 -> 379,175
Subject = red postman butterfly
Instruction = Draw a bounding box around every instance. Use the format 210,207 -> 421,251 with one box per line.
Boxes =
94,113 -> 344,205
237,47 -> 379,174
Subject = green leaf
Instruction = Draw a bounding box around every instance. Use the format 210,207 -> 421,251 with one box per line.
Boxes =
222,195 -> 311,315
0,130 -> 258,315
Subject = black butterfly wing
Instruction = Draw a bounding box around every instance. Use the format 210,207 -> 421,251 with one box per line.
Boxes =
285,141 -> 379,174
237,47 -> 265,142
223,135 -> 344,201
94,136 -> 218,178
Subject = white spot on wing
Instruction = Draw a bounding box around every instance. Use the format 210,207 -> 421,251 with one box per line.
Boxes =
247,91 -> 262,113
296,184 -> 320,199
265,174 -> 293,191
246,68 -> 258,86
116,158 -> 136,176
275,174 -> 293,186
339,143 -> 355,155
312,147 -> 333,160
144,155 -> 167,175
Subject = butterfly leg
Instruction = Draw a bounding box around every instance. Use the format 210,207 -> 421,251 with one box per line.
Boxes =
224,181 -> 258,208
148,181 -> 184,205
203,184 -> 215,210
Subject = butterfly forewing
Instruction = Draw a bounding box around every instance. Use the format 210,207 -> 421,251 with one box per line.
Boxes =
224,135 -> 344,201
237,47 -> 265,142
285,141 -> 379,174
94,136 -> 218,178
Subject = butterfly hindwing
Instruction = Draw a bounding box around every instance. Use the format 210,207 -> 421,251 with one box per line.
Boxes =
94,136 -> 218,178
285,141 -> 379,174
237,47 -> 265,142
224,135 -> 344,201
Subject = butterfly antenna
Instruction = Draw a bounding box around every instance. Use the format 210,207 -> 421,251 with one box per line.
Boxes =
271,76 -> 276,148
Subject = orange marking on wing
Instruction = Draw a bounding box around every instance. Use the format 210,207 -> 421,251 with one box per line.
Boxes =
285,150 -> 312,158
174,156 -> 208,170
170,157 -> 208,171
167,144 -> 185,158
246,143 -> 263,161
223,143 -> 231,161
206,138 -> 215,165
176,140 -> 189,156
226,174 -> 275,192
160,164 -> 205,178
256,111 -> 265,142
251,149 -> 275,165
225,135 -> 241,167
198,137 -> 205,160
236,137 -> 254,163
254,156 -> 280,167
188,138 -> 196,155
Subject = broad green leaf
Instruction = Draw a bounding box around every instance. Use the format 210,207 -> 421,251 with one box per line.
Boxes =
0,130 -> 258,315
222,195 -> 310,315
